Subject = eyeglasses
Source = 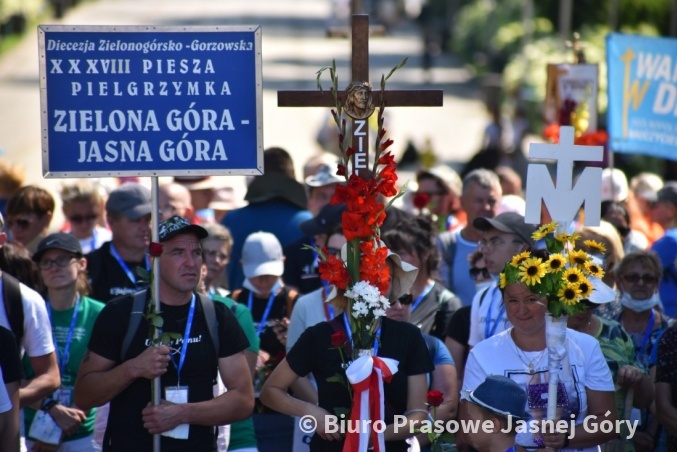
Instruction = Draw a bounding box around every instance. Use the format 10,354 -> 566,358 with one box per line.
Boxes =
69,213 -> 98,224
478,237 -> 524,251
470,267 -> 490,279
622,273 -> 658,285
6,217 -> 33,230
38,255 -> 76,270
204,250 -> 229,261
397,294 -> 413,306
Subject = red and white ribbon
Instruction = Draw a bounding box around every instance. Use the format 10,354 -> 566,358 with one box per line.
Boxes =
343,355 -> 399,452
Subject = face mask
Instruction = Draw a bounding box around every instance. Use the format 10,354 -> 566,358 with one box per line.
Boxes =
619,291 -> 661,313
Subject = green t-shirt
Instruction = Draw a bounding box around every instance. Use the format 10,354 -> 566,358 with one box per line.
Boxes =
23,295 -> 105,442
212,294 -> 259,449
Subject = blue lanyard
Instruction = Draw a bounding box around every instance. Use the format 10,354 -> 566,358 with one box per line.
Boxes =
89,228 -> 98,253
411,280 -> 436,312
639,309 -> 656,355
484,286 -> 505,339
342,312 -> 381,356
322,281 -> 335,320
248,289 -> 277,336
168,294 -> 196,385
110,243 -> 150,286
46,297 -> 80,375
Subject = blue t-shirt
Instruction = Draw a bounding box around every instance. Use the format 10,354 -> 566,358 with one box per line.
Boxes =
453,232 -> 479,307
423,333 -> 454,390
650,229 -> 677,317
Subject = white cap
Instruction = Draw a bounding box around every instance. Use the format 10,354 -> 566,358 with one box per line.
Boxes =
601,168 -> 628,202
241,231 -> 284,278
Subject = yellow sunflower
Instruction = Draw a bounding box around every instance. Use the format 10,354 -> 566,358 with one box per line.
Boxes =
558,284 -> 582,305
577,277 -> 593,298
499,273 -> 507,289
546,254 -> 567,272
584,239 -> 607,254
532,222 -> 557,241
510,251 -> 532,267
555,232 -> 582,245
584,261 -> 605,279
518,257 -> 548,286
562,267 -> 585,285
569,249 -> 590,267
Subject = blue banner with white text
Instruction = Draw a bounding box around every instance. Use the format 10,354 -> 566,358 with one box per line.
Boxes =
39,26 -> 263,177
607,33 -> 677,160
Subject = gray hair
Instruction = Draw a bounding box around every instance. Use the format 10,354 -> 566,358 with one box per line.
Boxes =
462,168 -> 501,195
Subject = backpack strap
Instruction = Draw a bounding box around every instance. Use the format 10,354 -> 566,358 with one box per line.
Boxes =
120,290 -> 148,362
197,293 -> 220,357
2,273 -> 24,349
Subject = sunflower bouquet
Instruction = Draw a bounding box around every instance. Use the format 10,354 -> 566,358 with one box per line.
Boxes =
499,221 -> 607,317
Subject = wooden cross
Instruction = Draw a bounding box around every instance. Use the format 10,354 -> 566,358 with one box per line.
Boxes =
278,14 -> 443,172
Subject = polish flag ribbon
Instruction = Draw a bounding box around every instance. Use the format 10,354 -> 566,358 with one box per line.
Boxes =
343,355 -> 399,452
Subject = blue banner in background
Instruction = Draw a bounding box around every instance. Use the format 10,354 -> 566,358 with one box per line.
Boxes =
607,33 -> 677,160
39,26 -> 263,178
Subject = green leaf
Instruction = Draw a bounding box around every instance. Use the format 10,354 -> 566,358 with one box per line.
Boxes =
158,332 -> 175,345
136,267 -> 150,281
384,58 -> 407,83
150,316 -> 164,328
326,374 -> 346,384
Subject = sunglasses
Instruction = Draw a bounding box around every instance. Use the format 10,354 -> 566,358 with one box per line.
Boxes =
397,294 -> 413,306
6,217 -> 33,230
69,213 -> 98,224
622,273 -> 658,285
470,267 -> 490,279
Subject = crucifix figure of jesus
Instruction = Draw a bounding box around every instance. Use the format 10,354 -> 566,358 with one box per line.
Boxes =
278,14 -> 443,172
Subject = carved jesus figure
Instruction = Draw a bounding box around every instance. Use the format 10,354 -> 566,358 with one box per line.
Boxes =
344,81 -> 375,120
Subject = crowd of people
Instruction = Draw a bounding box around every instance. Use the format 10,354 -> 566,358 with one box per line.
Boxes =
1,148 -> 677,452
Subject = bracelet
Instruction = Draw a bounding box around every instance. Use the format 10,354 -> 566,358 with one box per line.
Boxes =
41,399 -> 58,412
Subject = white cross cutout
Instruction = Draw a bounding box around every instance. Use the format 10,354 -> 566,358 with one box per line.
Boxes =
525,126 -> 603,227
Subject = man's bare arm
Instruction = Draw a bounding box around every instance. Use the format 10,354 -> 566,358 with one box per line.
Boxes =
20,353 -> 60,407
74,346 -> 170,411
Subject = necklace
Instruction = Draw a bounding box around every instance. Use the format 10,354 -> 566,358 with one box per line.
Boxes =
513,344 -> 546,374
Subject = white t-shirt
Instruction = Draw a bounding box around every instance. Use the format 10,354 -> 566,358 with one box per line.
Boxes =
0,367 -> 10,414
76,226 -> 112,254
287,287 -> 328,352
463,327 -> 614,452
468,283 -> 511,347
0,277 -> 55,358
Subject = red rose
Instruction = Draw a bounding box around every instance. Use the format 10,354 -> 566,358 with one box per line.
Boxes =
413,193 -> 430,210
331,331 -> 347,348
426,390 -> 444,407
149,242 -> 163,257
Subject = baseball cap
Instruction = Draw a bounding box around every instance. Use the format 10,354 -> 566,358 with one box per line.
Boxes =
158,216 -> 208,242
33,233 -> 83,263
300,203 -> 346,236
467,375 -> 530,420
656,182 -> 677,206
242,231 -> 284,279
601,168 -> 628,202
473,212 -> 537,247
305,164 -> 344,187
106,183 -> 151,219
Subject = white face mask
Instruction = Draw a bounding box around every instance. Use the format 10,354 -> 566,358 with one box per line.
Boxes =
619,291 -> 661,313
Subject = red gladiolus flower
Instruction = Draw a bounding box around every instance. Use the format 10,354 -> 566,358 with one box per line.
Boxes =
149,242 -> 163,257
346,147 -> 356,157
426,390 -> 444,407
337,165 -> 347,176
379,128 -> 387,139
413,193 -> 430,209
331,331 -> 347,348
319,254 -> 349,289
342,211 -> 375,241
377,152 -> 395,166
381,138 -> 394,151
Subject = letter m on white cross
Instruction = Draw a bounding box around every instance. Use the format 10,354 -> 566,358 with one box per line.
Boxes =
525,126 -> 603,226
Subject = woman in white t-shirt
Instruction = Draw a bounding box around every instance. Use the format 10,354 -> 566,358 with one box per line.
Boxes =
462,263 -> 618,451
